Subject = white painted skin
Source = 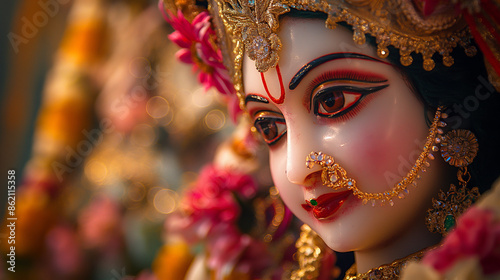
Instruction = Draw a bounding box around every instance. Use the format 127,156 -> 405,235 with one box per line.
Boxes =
243,17 -> 453,273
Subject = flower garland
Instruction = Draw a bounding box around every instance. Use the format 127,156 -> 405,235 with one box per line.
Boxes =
165,164 -> 296,279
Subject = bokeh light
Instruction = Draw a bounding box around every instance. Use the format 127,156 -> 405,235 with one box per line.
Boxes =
84,160 -> 108,185
204,109 -> 226,131
153,188 -> 179,214
147,96 -> 170,119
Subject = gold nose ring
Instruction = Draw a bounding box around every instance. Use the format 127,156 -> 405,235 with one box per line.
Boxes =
305,106 -> 446,207
305,152 -> 355,191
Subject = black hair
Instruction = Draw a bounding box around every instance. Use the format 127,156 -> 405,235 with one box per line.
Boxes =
284,9 -> 500,193
377,37 -> 500,194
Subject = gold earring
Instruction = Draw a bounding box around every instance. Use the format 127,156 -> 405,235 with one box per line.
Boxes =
306,106 -> 446,207
426,129 -> 480,236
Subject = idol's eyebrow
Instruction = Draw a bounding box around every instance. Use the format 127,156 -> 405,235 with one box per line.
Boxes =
245,94 -> 270,105
289,52 -> 391,90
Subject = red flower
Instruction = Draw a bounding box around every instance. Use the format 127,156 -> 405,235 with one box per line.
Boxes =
206,223 -> 252,272
165,165 -> 261,277
167,165 -> 257,240
159,3 -> 235,96
184,165 -> 257,223
423,206 -> 500,275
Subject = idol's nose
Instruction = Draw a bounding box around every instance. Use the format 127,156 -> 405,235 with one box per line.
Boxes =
285,124 -> 323,185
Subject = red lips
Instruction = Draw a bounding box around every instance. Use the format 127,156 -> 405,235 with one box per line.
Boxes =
302,190 -> 351,220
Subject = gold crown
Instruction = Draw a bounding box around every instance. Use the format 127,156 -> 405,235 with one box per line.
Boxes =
209,0 -> 477,106
162,0 -> 478,106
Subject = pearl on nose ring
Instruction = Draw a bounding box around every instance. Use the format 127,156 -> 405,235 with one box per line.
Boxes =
305,151 -> 356,191
304,106 -> 446,207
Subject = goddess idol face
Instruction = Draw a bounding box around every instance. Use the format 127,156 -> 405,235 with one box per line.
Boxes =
244,17 -> 451,266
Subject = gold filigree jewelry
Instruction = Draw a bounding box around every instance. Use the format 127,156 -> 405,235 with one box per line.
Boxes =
426,183 -> 480,236
344,246 -> 435,280
214,0 -> 475,72
440,129 -> 479,167
305,106 -> 446,207
305,152 -> 356,191
200,0 -> 478,108
426,129 -> 480,236
219,0 -> 290,72
290,224 -> 325,280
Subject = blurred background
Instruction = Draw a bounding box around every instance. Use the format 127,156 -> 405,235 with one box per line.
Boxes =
0,0 -> 250,279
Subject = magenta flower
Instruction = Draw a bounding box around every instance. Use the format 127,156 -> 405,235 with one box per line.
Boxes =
233,237 -> 274,277
183,165 -> 257,224
422,206 -> 500,275
206,223 -> 252,272
159,4 -> 235,96
166,164 -> 260,276
167,165 -> 257,240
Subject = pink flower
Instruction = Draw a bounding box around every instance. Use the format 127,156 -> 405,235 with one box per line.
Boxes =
234,238 -> 274,277
78,196 -> 123,252
423,206 -> 500,275
159,3 -> 235,96
163,163 -> 285,279
184,165 -> 257,223
165,165 -> 261,277
46,225 -> 83,276
167,165 -> 257,240
206,223 -> 252,272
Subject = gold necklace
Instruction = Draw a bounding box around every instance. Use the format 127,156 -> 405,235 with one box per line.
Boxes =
344,246 -> 436,280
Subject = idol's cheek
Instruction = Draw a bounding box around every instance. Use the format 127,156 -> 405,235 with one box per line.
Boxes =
318,92 -> 427,192
333,129 -> 417,194
347,123 -> 405,180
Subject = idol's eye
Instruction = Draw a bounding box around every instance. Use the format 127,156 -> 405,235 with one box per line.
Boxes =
253,113 -> 287,145
312,85 -> 388,118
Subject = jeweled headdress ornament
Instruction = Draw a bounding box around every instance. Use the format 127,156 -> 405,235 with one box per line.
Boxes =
161,0 -> 500,107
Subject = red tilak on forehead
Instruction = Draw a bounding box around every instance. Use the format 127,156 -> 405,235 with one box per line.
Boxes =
260,65 -> 286,104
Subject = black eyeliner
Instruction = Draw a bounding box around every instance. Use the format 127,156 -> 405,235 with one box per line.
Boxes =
312,84 -> 389,117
